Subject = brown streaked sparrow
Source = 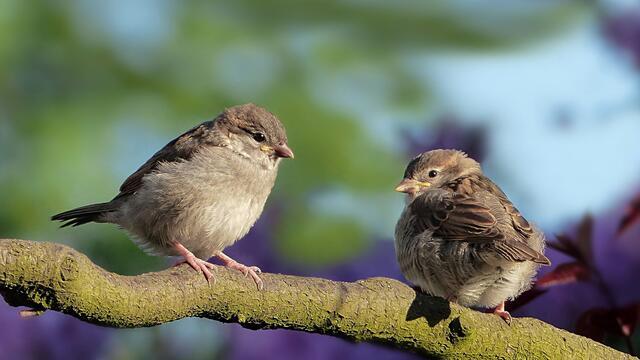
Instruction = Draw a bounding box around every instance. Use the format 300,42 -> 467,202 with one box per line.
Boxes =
394,149 -> 550,323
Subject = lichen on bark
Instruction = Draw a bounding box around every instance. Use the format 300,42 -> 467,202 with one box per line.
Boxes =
0,239 -> 634,359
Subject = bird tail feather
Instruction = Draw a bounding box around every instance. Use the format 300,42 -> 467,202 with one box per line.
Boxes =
51,202 -> 116,228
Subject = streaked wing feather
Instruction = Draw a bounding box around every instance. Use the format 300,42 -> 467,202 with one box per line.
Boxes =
411,190 -> 548,264
495,241 -> 550,265
410,192 -> 499,240
479,177 -> 534,237
116,121 -> 219,199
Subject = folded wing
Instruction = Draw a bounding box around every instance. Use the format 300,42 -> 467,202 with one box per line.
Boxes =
410,190 -> 550,265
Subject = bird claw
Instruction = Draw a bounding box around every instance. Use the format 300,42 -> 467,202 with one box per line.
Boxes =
216,252 -> 264,290
225,262 -> 264,290
175,256 -> 217,284
494,310 -> 512,325
172,243 -> 216,284
243,266 -> 262,276
493,302 -> 512,325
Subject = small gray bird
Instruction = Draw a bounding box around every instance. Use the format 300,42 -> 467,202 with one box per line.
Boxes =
394,149 -> 550,323
52,104 -> 293,289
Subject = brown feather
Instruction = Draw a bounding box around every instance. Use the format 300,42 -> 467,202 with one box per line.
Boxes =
410,178 -> 549,264
395,149 -> 550,309
116,121 -> 221,199
115,104 -> 287,200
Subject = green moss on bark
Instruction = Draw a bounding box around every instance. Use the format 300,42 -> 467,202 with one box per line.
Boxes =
0,239 -> 634,359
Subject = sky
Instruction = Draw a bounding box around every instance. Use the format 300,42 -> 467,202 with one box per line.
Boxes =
49,0 -> 640,239
309,12 -> 640,235
419,17 -> 640,231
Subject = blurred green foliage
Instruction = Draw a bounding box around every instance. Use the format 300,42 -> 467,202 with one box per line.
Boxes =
0,1 -> 587,270
0,1 -> 593,358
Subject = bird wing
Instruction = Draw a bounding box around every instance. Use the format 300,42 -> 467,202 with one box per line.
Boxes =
115,121 -> 221,199
477,177 -> 536,240
410,190 -> 550,264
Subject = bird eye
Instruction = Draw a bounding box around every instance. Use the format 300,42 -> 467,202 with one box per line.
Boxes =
252,132 -> 266,143
428,170 -> 438,178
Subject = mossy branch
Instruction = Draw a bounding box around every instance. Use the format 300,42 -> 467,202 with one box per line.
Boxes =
0,239 -> 633,359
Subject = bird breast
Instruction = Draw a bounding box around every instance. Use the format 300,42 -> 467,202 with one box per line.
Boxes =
394,207 -> 539,308
119,147 -> 277,259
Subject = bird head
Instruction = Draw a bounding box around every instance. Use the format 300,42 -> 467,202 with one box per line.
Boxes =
395,149 -> 481,199
217,103 -> 294,167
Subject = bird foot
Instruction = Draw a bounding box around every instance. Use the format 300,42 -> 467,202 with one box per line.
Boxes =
216,252 -> 264,290
493,302 -> 512,325
172,243 -> 216,284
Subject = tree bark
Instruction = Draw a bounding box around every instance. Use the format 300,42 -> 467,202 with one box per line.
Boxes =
0,239 -> 633,359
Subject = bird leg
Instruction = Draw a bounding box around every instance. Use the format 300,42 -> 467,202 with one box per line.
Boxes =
172,242 -> 216,283
493,302 -> 512,325
215,251 -> 264,290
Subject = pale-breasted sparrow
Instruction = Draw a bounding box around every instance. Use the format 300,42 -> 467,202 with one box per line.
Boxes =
53,104 -> 294,289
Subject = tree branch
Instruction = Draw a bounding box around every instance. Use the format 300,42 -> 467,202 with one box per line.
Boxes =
0,239 -> 632,359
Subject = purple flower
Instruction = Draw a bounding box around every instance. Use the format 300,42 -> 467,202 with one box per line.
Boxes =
225,327 -> 420,360
514,202 -> 640,346
603,8 -> 640,67
0,299 -> 111,360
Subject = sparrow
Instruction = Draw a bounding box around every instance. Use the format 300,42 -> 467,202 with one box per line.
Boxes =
394,149 -> 550,323
52,103 -> 294,289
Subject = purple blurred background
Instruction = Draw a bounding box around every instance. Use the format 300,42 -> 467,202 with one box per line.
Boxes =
2,1 -> 640,358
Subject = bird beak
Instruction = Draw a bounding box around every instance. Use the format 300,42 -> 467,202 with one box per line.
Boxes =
273,144 -> 295,159
394,178 -> 430,193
